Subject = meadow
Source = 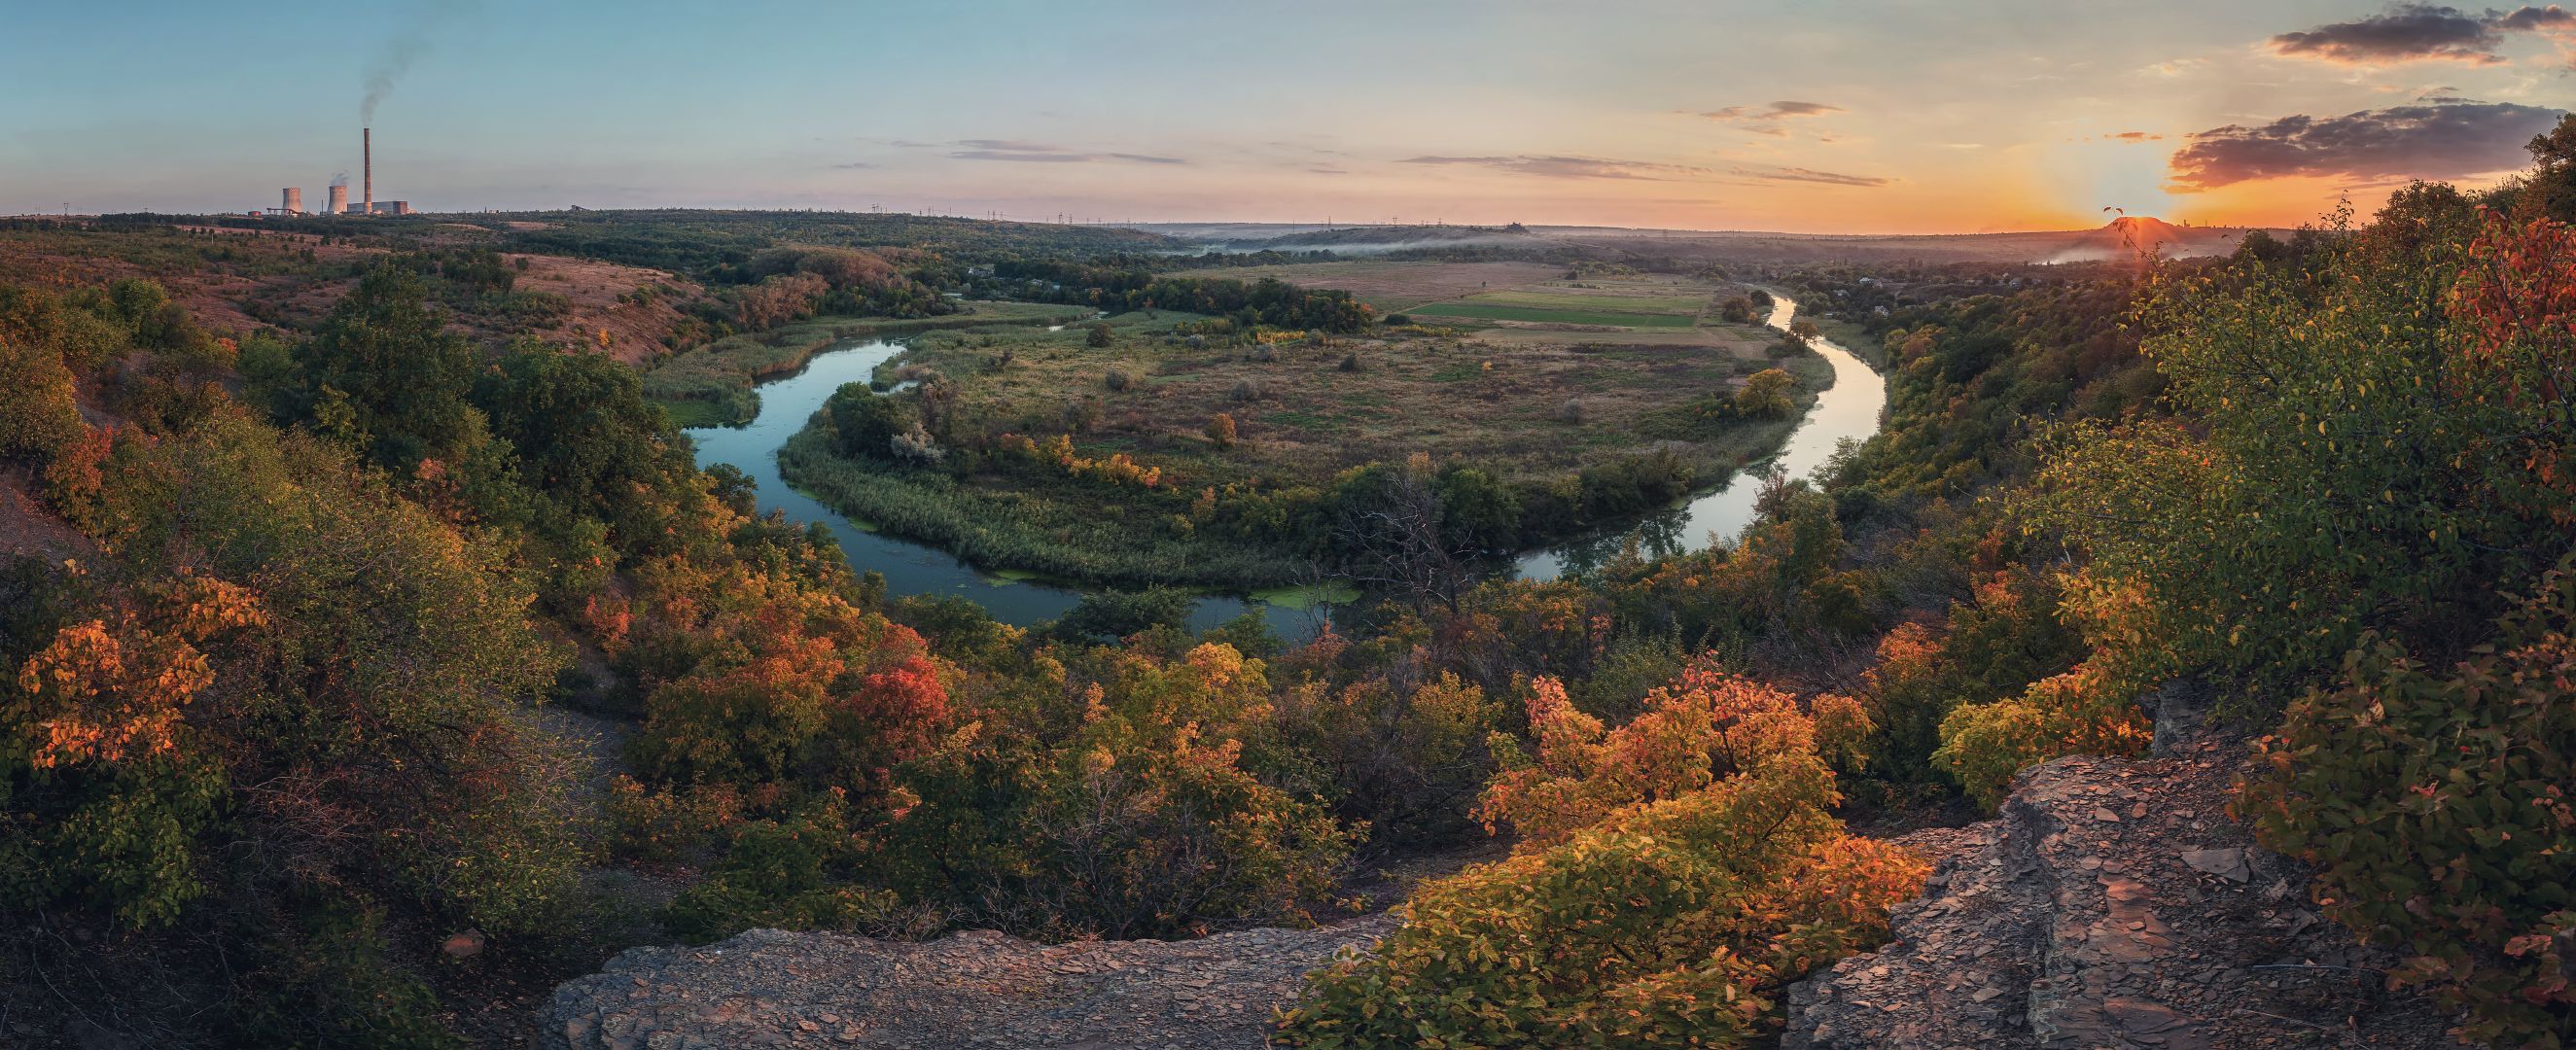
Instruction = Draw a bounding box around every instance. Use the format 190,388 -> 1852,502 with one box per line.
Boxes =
774,265 -> 1833,591
641,301 -> 1090,426
1404,301 -> 1698,327
1166,259 -> 1567,312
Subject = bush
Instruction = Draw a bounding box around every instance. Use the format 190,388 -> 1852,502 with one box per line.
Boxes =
1086,322 -> 1112,348
2241,562 -> 2576,1046
868,644 -> 1354,939
1230,379 -> 1262,402
1278,665 -> 1923,1046
0,335 -> 82,462
662,802 -> 906,943
1206,412 -> 1236,450
1104,368 -> 1131,392
1933,662 -> 2151,810
1053,587 -> 1195,643
1275,672 -> 1503,848
828,383 -> 912,459
1735,368 -> 1796,417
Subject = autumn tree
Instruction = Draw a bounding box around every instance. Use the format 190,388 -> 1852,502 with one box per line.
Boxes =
1734,368 -> 1797,417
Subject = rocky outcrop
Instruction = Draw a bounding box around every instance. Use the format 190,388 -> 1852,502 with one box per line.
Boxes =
534,916 -> 1394,1050
1783,743 -> 2461,1049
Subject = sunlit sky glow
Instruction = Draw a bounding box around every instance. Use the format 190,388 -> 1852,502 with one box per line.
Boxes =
8,1 -> 2576,232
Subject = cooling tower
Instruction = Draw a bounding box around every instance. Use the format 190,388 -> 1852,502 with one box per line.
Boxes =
328,185 -> 349,215
282,188 -> 301,215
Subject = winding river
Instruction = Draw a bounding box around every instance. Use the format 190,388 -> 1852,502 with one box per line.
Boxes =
683,294 -> 1884,632
1512,294 -> 1888,579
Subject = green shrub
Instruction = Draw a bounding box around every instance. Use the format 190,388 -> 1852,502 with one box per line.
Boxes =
2241,561 -> 2576,1046
664,804 -> 904,943
0,336 -> 82,462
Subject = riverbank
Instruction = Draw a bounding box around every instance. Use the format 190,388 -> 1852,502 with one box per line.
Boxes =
777,425 -> 1313,591
646,302 -> 1092,427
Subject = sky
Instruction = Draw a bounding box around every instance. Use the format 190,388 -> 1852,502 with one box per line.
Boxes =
7,0 -> 2576,232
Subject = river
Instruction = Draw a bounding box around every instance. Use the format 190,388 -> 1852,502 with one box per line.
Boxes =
683,337 -> 1318,637
684,293 -> 1884,632
1511,294 -> 1888,579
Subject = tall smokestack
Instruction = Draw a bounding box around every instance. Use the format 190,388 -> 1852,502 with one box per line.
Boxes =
363,127 -> 372,215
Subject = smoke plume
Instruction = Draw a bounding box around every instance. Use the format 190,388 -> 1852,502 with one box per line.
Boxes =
360,1 -> 477,121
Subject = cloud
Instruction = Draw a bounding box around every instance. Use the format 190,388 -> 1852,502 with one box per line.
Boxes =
2111,131 -> 2166,141
1400,155 -> 1692,179
1697,101 -> 1846,137
1400,154 -> 1890,188
828,161 -> 877,170
1701,100 -> 1845,122
936,140 -> 1191,164
952,149 -> 1093,162
2166,100 -> 2561,191
1739,165 -> 1892,187
2267,4 -> 2575,65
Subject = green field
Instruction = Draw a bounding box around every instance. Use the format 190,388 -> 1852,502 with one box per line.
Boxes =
1465,290 -> 1708,315
1406,301 -> 1700,327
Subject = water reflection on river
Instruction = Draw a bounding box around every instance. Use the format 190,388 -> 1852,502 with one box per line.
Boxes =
1512,293 -> 1886,580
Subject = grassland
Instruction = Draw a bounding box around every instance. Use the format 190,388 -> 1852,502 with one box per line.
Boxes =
777,425 -> 1310,589
773,263 -> 1842,591
871,303 -> 1783,484
1405,302 -> 1698,327
1166,260 -> 1567,312
643,301 -> 1091,427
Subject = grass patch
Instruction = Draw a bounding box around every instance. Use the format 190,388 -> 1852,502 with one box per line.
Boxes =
655,398 -> 731,429
1252,581 -> 1362,611
1406,302 -> 1699,328
1466,290 -> 1708,316
643,302 -> 1091,427
776,428 -> 1308,591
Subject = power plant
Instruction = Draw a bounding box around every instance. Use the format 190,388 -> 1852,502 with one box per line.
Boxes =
251,126 -> 410,217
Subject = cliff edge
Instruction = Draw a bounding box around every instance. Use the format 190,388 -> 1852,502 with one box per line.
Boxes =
533,915 -> 1393,1050
1785,736 -> 2461,1049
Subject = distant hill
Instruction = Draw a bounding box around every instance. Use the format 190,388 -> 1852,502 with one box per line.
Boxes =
1130,218 -> 2276,265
